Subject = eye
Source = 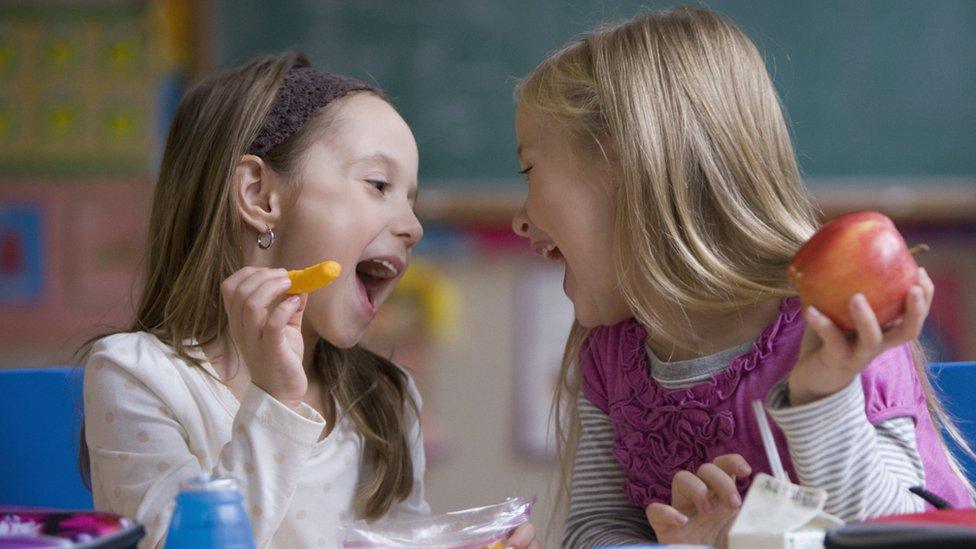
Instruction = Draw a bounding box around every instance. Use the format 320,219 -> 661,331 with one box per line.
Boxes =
518,165 -> 533,176
366,179 -> 390,193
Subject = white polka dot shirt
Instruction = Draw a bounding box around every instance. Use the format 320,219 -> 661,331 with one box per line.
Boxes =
83,332 -> 430,548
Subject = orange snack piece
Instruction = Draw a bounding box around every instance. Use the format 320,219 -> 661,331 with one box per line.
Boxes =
286,260 -> 341,294
482,543 -> 504,549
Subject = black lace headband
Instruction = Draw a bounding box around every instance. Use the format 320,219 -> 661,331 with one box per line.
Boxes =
247,66 -> 377,156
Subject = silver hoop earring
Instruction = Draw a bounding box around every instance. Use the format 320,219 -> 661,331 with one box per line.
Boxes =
257,226 -> 275,250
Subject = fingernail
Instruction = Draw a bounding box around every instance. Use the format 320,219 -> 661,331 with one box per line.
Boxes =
278,277 -> 292,287
288,295 -> 301,305
673,514 -> 688,527
729,493 -> 742,508
702,499 -> 714,513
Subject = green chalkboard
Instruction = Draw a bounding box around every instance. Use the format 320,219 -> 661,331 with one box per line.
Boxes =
217,0 -> 976,187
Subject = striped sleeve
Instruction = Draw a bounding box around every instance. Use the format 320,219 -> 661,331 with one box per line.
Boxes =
563,394 -> 656,548
765,377 -> 925,521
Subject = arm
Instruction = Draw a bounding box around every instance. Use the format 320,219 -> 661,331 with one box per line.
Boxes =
85,339 -> 325,548
563,395 -> 656,548
766,377 -> 925,520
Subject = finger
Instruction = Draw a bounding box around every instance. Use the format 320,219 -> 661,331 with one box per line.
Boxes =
232,269 -> 288,329
712,454 -> 752,480
804,306 -> 849,360
646,502 -> 688,536
697,463 -> 742,508
227,268 -> 272,328
919,268 -> 934,303
849,294 -> 883,363
286,293 -> 308,327
264,294 -> 304,339
505,522 -> 536,548
240,271 -> 293,335
527,540 -> 542,549
882,285 -> 927,350
237,267 -> 289,299
672,470 -> 712,514
220,266 -> 261,316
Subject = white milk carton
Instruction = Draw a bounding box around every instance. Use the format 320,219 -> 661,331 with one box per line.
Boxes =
728,473 -> 843,549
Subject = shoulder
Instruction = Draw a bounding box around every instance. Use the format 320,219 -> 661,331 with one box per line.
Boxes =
85,332 -> 187,392
860,343 -> 924,423
89,331 -> 174,363
580,318 -> 643,413
394,363 -> 423,411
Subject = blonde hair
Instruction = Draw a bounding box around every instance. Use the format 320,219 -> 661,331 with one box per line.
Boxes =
515,5 -> 973,528
80,52 -> 416,519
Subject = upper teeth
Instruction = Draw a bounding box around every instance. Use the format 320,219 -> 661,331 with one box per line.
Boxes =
541,243 -> 559,261
359,259 -> 399,279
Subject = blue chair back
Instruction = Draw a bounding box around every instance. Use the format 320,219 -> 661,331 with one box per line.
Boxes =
0,367 -> 93,509
928,361 -> 976,487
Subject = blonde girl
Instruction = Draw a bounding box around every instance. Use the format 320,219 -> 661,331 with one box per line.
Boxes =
511,6 -> 971,548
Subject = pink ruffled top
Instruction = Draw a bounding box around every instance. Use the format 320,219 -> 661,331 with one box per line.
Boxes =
579,297 -> 970,508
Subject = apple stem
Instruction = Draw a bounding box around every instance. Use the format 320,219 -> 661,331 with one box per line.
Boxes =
909,244 -> 930,255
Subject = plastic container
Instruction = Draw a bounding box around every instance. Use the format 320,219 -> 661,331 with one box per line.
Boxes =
164,475 -> 255,549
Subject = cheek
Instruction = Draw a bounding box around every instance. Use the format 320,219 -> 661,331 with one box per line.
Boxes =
302,287 -> 364,348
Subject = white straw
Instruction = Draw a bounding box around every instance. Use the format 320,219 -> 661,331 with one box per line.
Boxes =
752,399 -> 788,482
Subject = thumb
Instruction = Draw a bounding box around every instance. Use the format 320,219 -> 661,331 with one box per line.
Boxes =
798,316 -> 824,358
287,293 -> 308,327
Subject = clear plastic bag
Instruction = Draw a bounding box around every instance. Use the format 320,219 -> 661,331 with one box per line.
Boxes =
341,496 -> 536,548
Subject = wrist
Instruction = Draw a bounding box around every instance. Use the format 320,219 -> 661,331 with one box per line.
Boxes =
786,374 -> 857,407
786,376 -> 834,406
251,379 -> 306,410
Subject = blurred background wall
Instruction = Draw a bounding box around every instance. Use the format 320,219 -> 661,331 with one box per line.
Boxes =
1,1 -> 974,545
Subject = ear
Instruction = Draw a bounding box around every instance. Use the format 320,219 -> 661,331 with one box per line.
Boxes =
233,154 -> 285,235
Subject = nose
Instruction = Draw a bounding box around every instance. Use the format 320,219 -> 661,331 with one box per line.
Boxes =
396,204 -> 424,248
512,205 -> 531,238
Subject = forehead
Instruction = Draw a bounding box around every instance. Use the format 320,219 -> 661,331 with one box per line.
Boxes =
515,105 -> 541,151
516,105 -> 573,159
323,94 -> 419,173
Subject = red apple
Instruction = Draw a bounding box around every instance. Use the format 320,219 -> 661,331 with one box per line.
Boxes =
788,211 -> 920,331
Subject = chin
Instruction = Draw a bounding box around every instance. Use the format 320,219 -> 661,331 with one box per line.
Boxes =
574,301 -> 631,328
309,317 -> 365,350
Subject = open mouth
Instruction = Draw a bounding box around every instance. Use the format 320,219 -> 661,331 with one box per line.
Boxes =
355,258 -> 401,308
540,243 -> 564,263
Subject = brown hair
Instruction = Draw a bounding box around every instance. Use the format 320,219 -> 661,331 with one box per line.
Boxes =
79,52 -> 416,519
515,5 -> 973,528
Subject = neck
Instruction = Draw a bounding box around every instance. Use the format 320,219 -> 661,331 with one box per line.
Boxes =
645,297 -> 782,362
201,336 -> 249,385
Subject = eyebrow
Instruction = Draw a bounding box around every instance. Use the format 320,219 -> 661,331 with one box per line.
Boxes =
350,152 -> 397,170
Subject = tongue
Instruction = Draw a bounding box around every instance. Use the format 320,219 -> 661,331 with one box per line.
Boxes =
358,273 -> 376,307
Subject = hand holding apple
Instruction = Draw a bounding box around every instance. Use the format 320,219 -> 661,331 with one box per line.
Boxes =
785,211 -> 934,406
